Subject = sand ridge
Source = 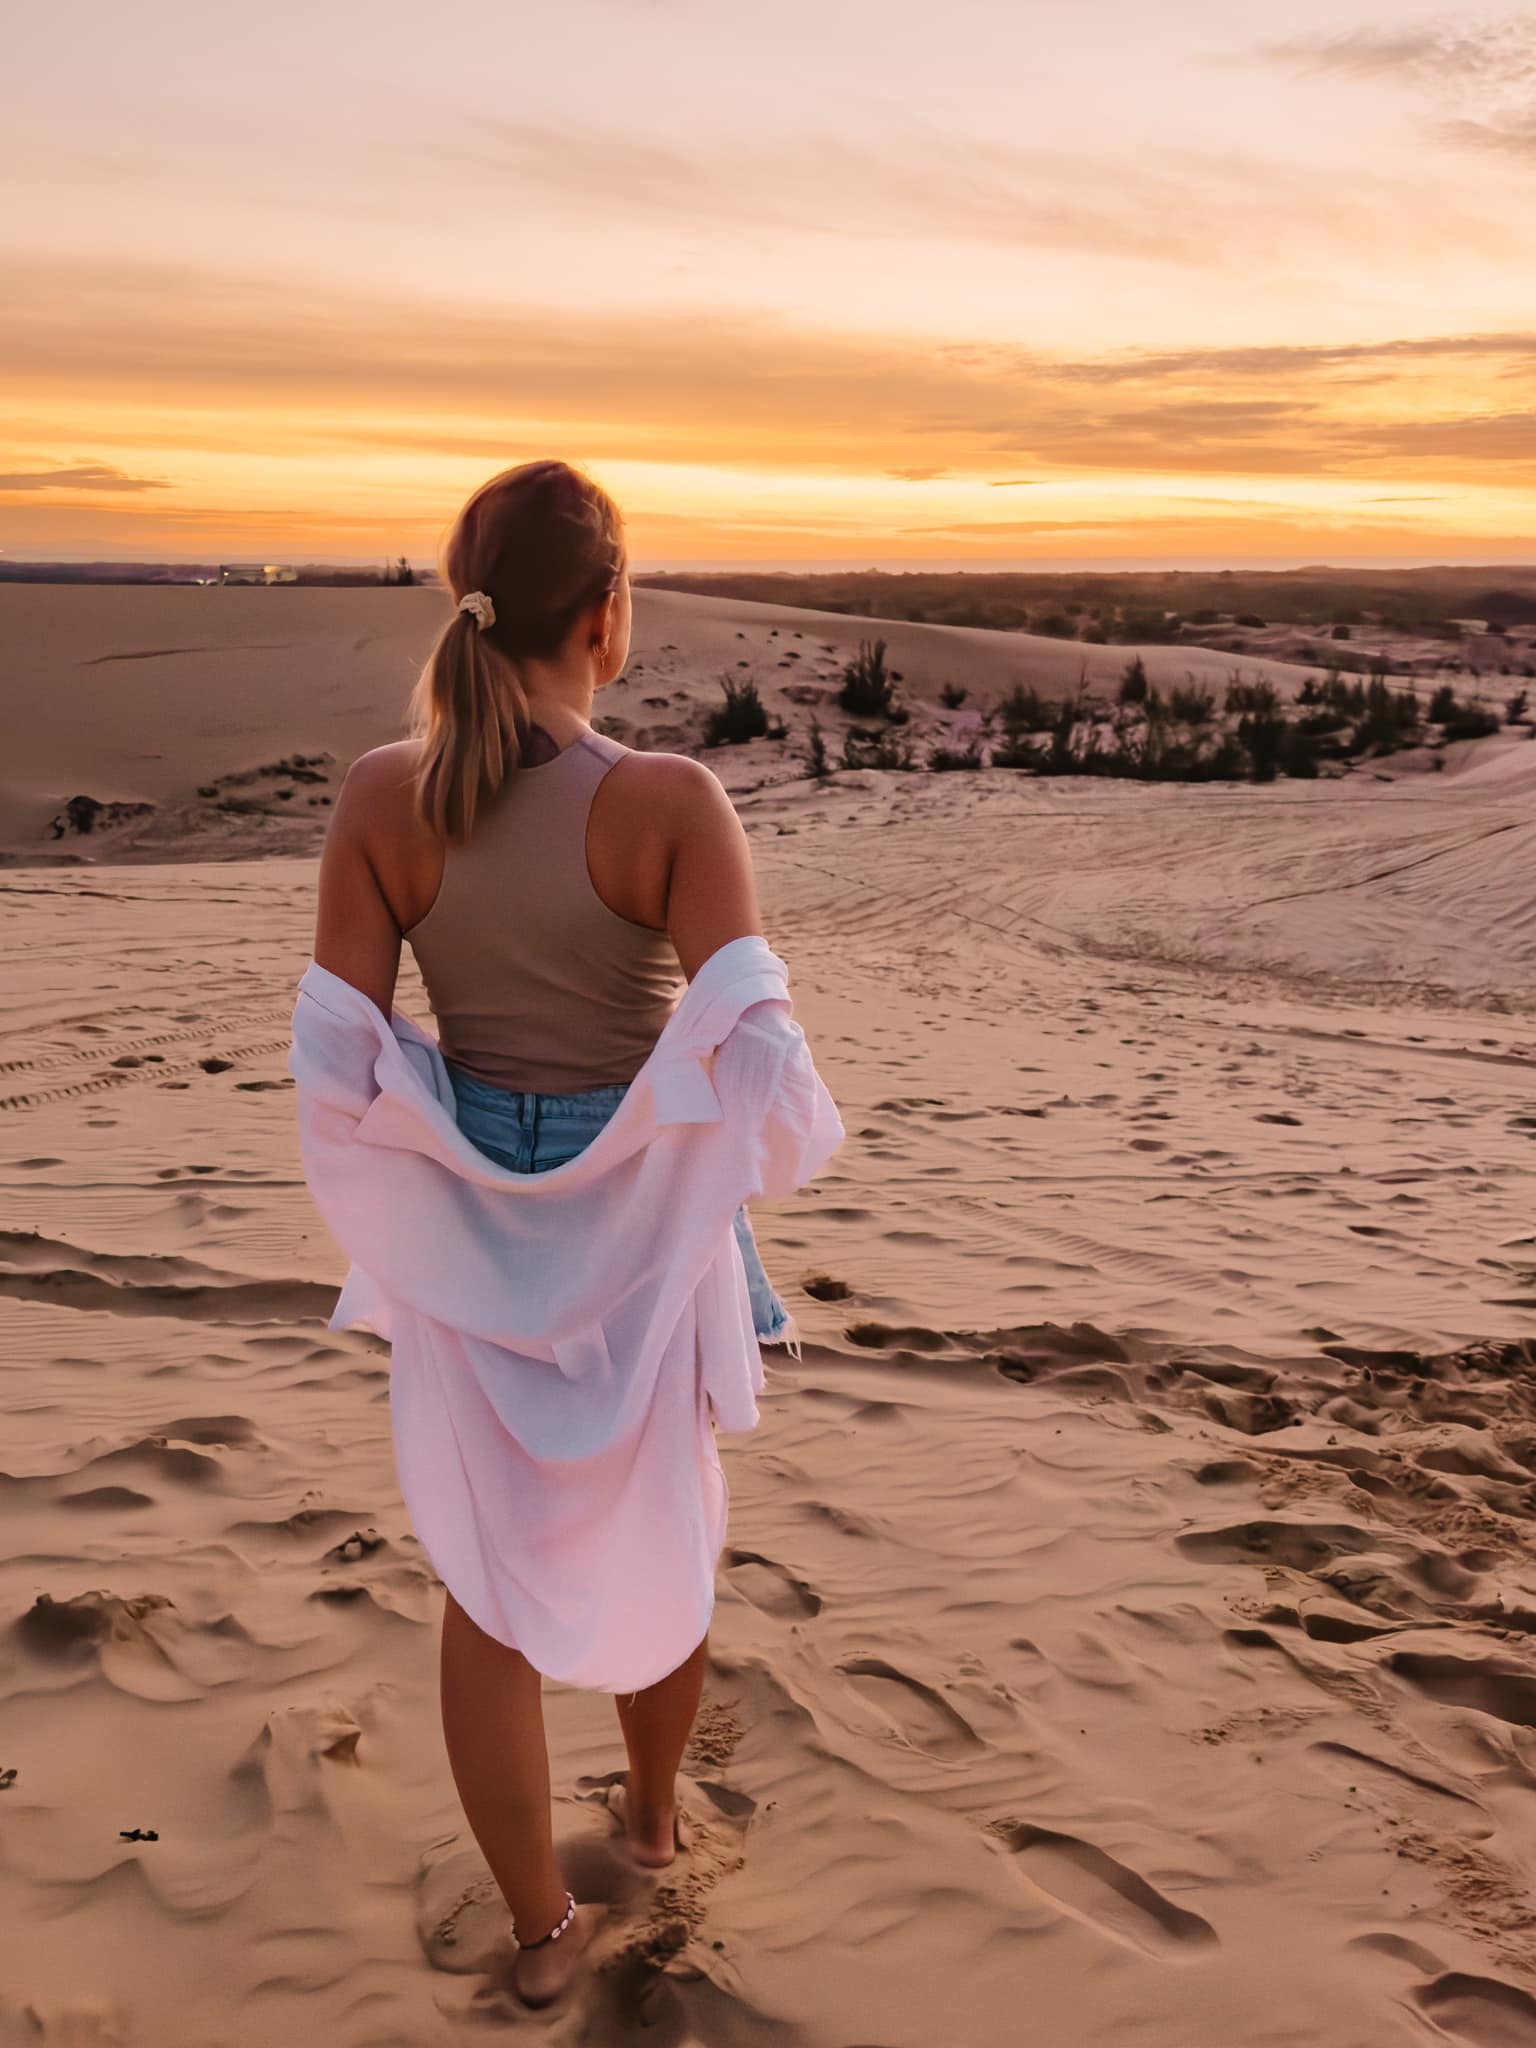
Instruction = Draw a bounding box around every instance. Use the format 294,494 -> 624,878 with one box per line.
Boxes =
0,581 -> 1326,858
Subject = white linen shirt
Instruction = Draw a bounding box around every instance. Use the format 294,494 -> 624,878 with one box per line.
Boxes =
287,933 -> 845,1692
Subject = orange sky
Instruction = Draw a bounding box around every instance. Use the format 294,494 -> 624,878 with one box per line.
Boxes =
4,2 -> 1535,567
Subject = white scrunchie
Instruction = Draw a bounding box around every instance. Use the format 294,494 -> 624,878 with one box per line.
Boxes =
458,590 -> 495,630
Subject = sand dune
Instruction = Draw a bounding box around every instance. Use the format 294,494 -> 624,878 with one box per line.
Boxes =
0,582 -> 1323,856
2,591 -> 1535,2043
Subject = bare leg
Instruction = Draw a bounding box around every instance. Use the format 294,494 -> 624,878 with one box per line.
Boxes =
611,1630 -> 707,1864
439,1590 -> 595,2002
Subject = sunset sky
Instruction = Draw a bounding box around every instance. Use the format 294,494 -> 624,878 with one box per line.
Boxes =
5,1 -> 1535,567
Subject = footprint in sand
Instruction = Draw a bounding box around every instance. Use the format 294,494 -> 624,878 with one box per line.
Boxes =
834,1656 -> 983,1758
722,1548 -> 822,1619
990,1821 -> 1217,1959
1307,1741 -> 1491,1836
1389,1651 -> 1536,1730
1176,1519 -> 1376,1572
1413,1972 -> 1536,2046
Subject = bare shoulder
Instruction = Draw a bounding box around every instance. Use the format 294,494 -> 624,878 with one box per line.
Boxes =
334,740 -> 427,838
621,749 -> 761,969
608,746 -> 743,832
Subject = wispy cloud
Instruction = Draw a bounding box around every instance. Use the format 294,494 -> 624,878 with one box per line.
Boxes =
1442,108 -> 1536,159
427,121 -> 1254,265
5,260 -> 1534,488
1263,18 -> 1536,87
1263,15 -> 1536,159
0,460 -> 169,493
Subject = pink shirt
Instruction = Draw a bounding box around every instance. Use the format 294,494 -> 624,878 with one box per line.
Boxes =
288,935 -> 845,1692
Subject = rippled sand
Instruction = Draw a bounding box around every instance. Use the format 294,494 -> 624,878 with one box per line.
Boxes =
2,588 -> 1535,2044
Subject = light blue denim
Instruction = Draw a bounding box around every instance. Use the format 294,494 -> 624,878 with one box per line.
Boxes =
445,1064 -> 792,1343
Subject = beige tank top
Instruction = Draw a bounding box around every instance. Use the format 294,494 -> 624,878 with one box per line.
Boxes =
404,728 -> 686,1093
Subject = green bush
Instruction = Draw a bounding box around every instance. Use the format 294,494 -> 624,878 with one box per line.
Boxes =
1352,678 -> 1421,753
844,724 -> 917,770
702,672 -> 768,746
1225,676 -> 1279,714
1443,705 -> 1501,742
998,682 -> 1055,732
837,638 -> 899,718
990,734 -> 1045,770
1168,683 -> 1215,724
927,740 -> 984,771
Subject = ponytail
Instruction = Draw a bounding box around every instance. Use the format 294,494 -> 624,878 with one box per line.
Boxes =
408,458 -> 624,842
408,605 -> 530,840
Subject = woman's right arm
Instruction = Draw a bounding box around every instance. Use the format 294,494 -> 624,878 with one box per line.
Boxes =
663,758 -> 765,982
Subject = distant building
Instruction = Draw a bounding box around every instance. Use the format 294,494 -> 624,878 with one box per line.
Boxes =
219,563 -> 297,585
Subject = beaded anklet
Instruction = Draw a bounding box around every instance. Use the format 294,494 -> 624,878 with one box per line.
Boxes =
518,1890 -> 577,1951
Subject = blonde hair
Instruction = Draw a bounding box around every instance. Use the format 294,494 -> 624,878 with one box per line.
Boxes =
409,459 -> 625,840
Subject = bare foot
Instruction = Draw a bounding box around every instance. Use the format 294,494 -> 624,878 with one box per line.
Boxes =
512,1900 -> 600,2011
606,1780 -> 690,1869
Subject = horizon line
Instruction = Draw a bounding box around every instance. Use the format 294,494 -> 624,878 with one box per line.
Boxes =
5,555 -> 1536,577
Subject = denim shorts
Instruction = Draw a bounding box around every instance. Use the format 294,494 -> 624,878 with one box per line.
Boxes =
446,1063 -> 793,1344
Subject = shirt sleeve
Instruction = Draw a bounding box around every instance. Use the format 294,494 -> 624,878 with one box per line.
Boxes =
714,999 -> 846,1202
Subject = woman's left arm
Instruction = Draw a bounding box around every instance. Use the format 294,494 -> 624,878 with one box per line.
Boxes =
313,756 -> 403,1021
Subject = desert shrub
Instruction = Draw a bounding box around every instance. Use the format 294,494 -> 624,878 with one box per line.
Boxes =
1118,655 -> 1149,706
1331,624 -> 1352,640
1118,610 -> 1179,642
1233,707 -> 1317,781
938,681 -> 968,708
1237,706 -> 1287,781
990,733 -> 1045,769
843,724 -> 916,770
1225,676 -> 1279,714
1036,685 -> 1107,771
1235,612 -> 1267,629
1429,682 -> 1459,723
998,682 -> 1055,732
1205,733 -> 1250,779
802,715 -> 831,780
1033,612 -> 1075,637
702,672 -> 768,745
1443,705 -> 1501,742
927,739 -> 984,771
1168,682 -> 1215,724
1321,674 -> 1367,720
1352,679 -> 1421,753
1507,690 -> 1529,723
1280,727 -> 1321,778
837,638 -> 899,718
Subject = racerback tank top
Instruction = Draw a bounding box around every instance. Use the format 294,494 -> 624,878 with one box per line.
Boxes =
403,727 -> 686,1093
